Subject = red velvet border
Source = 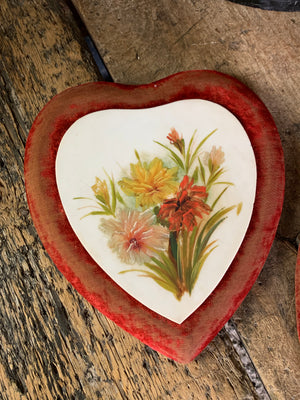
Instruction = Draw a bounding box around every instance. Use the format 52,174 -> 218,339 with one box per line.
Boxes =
24,71 -> 284,362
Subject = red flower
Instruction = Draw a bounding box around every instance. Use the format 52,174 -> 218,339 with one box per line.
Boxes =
159,176 -> 210,232
167,128 -> 182,143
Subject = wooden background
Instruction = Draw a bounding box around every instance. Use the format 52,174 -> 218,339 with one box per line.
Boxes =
0,0 -> 299,398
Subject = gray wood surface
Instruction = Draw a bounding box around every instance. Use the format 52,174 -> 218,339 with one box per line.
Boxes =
0,0 -> 299,398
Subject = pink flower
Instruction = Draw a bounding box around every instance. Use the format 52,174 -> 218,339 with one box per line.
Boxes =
210,146 -> 225,168
204,146 -> 225,171
100,210 -> 169,264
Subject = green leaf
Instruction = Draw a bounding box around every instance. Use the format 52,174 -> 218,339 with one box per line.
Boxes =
119,268 -> 141,274
159,252 -> 178,279
144,274 -> 178,296
190,244 -> 218,291
143,262 -> 176,283
98,203 -> 114,215
134,149 -> 142,163
121,269 -> 178,296
198,157 -> 206,184
186,229 -> 198,293
116,191 -> 126,205
206,167 -> 225,188
176,237 -> 182,281
211,186 -> 229,210
111,186 -> 116,213
169,154 -> 184,170
192,167 -> 199,183
185,129 -> 197,172
188,226 -> 198,256
181,230 -> 190,288
80,210 -> 109,219
204,205 -> 236,233
154,141 -> 184,169
153,206 -> 160,215
214,181 -> 234,186
182,138 -> 186,155
95,194 -> 107,205
104,171 -> 116,213
73,196 -> 93,201
169,232 -> 178,260
148,256 -> 177,282
193,218 -> 225,265
190,129 -> 217,167
208,158 -> 213,174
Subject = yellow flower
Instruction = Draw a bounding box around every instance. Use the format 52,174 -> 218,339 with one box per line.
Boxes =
119,158 -> 178,208
92,177 -> 110,204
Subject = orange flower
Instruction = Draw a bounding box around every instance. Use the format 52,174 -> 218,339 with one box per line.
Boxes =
101,210 -> 169,264
92,177 -> 110,204
167,127 -> 182,143
167,127 -> 184,153
159,176 -> 210,232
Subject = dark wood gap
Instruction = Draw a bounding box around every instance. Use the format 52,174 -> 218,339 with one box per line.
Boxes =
67,0 -> 113,82
227,0 -> 300,11
224,320 -> 271,400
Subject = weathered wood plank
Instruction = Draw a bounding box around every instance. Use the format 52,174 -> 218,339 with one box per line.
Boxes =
0,0 -> 264,399
71,0 -> 300,398
232,240 -> 300,400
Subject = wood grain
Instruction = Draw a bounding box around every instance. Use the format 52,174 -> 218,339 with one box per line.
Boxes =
0,0 -> 267,399
72,0 -> 300,398
232,239 -> 300,400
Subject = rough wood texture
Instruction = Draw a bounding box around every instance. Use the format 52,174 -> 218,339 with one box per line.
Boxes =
232,240 -> 299,399
74,0 -> 299,398
0,0 -> 273,399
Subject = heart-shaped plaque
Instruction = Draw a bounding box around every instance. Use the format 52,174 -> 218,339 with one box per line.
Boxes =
24,71 -> 284,362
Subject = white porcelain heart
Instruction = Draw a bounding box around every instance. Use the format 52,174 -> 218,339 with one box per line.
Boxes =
55,99 -> 256,323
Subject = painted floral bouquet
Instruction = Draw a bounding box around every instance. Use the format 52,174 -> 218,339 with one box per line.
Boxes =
75,128 -> 241,301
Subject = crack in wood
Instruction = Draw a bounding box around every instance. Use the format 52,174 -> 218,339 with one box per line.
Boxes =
172,17 -> 204,46
227,0 -> 300,12
66,0 -> 108,81
224,320 -> 271,400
